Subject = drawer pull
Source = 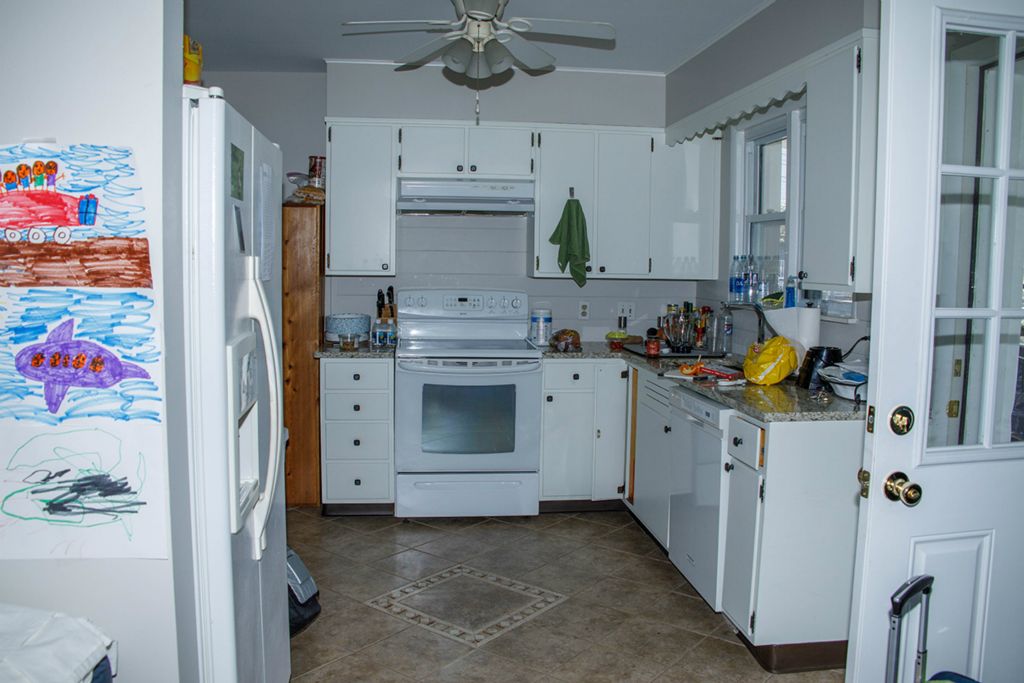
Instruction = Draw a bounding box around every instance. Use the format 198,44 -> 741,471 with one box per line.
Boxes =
353,439 -> 361,446
724,462 -> 734,472
572,373 -> 580,380
732,436 -> 743,446
354,478 -> 362,486
664,425 -> 671,433
353,373 -> 360,381
546,395 -> 553,402
353,404 -> 361,412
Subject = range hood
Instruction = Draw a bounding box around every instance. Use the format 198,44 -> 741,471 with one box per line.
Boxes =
396,178 -> 535,213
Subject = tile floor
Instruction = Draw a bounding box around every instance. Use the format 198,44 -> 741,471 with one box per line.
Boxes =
287,508 -> 845,682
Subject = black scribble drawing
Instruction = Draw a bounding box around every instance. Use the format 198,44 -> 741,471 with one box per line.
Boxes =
27,472 -> 145,518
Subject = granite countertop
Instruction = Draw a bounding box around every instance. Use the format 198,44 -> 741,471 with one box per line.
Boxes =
317,340 -> 864,423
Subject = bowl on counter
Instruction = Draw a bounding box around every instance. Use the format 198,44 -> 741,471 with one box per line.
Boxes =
325,313 -> 370,344
819,363 -> 868,401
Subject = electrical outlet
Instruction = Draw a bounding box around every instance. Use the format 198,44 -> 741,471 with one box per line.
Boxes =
616,302 -> 635,320
578,301 -> 590,320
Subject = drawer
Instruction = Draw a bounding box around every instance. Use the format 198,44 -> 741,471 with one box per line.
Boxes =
544,363 -> 595,390
322,360 -> 391,391
323,422 -> 391,461
324,461 -> 391,501
727,415 -> 763,469
323,392 -> 391,421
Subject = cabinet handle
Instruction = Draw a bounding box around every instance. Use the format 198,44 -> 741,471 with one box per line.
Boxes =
572,373 -> 580,380
724,462 -> 734,472
546,395 -> 553,402
353,373 -> 360,381
457,164 -> 464,172
798,271 -> 808,280
664,425 -> 671,433
470,164 -> 477,172
585,265 -> 592,273
353,439 -> 361,446
599,266 -> 606,273
732,436 -> 743,446
381,263 -> 389,271
353,404 -> 361,412
354,478 -> 362,486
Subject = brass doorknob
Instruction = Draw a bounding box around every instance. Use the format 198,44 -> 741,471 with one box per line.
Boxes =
884,471 -> 922,507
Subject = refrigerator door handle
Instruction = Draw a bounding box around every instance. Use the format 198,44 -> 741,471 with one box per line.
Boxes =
248,264 -> 283,561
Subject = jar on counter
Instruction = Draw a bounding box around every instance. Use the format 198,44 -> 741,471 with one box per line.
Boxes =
645,327 -> 661,357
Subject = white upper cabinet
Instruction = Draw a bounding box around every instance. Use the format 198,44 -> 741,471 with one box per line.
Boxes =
595,132 -> 653,277
399,124 -> 534,177
650,134 -> 721,280
801,36 -> 878,293
533,129 -> 597,276
326,122 -> 396,276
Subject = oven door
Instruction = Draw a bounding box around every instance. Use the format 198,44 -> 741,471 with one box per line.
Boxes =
395,357 -> 541,473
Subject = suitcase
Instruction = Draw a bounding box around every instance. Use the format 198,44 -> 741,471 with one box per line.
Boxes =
886,574 -> 980,683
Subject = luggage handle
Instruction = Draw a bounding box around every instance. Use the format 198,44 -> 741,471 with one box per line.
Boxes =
886,574 -> 934,683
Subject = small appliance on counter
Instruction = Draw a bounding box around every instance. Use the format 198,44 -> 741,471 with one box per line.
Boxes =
325,313 -> 370,344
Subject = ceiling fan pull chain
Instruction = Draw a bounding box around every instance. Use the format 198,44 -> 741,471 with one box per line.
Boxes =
475,89 -> 481,125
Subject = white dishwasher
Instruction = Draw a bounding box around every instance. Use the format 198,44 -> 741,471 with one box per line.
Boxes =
667,386 -> 734,612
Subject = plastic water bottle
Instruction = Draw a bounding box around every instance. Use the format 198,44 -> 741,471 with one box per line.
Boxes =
729,255 -> 742,302
785,275 -> 798,308
740,256 -> 752,303
721,308 -> 733,354
748,256 -> 761,303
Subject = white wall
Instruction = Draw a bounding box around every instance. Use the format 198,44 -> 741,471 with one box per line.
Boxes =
327,61 -> 666,127
327,214 -> 696,341
203,70 -> 327,180
1,2 -> 188,681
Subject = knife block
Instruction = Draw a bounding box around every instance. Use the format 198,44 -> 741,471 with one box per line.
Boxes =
379,303 -> 396,323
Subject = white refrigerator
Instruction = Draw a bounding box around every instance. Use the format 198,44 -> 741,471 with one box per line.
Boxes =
181,85 -> 289,682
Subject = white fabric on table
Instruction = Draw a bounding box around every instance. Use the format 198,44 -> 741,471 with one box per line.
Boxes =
0,603 -> 115,683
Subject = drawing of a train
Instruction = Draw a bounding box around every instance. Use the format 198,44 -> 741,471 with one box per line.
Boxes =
0,192 -> 98,244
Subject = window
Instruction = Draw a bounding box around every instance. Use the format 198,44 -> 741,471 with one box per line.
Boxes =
732,106 -> 804,301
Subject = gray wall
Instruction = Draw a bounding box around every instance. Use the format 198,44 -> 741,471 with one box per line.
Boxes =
327,61 -> 665,127
665,0 -> 880,126
203,70 -> 327,179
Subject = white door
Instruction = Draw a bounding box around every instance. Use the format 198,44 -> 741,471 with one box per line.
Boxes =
595,132 -> 652,276
847,3 -> 1024,681
467,127 -> 534,176
400,125 -> 466,175
535,129 -> 596,276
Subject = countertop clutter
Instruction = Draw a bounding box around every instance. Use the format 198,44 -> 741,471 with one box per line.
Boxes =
315,341 -> 865,423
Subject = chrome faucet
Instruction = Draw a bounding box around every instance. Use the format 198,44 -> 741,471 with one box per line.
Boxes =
722,302 -> 780,344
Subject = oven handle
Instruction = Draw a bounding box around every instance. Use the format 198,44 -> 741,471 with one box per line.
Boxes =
396,359 -> 541,375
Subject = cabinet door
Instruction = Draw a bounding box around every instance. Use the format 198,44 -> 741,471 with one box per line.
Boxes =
540,390 -> 595,499
595,132 -> 652,277
534,129 -> 596,276
721,457 -> 763,639
467,127 -> 534,176
400,125 -> 466,175
593,361 -> 627,500
650,135 -> 720,280
633,396 -> 671,546
327,124 -> 395,275
802,41 -> 876,292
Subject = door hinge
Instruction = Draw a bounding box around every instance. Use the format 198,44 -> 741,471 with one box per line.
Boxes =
648,257 -> 652,273
537,132 -> 541,147
856,47 -> 862,74
850,257 -> 856,280
947,400 -> 961,418
858,468 -> 871,498
398,154 -> 402,171
530,159 -> 534,173
750,611 -> 756,632
650,137 -> 654,152
328,127 -> 332,142
867,405 -> 876,433
617,484 -> 625,494
398,127 -> 402,143
759,481 -> 765,502
536,255 -> 540,270
531,132 -> 535,147
326,253 -> 331,269
620,370 -> 628,379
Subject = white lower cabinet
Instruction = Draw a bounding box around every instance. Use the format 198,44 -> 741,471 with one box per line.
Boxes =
320,358 -> 394,503
721,414 -> 862,647
540,359 -> 627,501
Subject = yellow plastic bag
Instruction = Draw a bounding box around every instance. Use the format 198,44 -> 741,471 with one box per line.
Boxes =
743,336 -> 798,386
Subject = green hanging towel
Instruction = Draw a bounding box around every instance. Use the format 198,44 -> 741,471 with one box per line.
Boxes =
548,198 -> 591,287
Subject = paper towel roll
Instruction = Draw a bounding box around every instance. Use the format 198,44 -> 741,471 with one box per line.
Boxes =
764,307 -> 821,360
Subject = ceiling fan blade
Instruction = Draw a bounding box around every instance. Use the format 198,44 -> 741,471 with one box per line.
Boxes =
341,19 -> 457,35
496,30 -> 555,70
396,35 -> 458,65
504,17 -> 616,41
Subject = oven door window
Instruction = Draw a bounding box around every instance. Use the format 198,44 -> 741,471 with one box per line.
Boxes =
422,383 -> 516,454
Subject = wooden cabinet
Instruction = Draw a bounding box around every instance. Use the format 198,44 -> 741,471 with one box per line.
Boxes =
801,35 -> 878,293
399,124 -> 534,177
721,414 -> 862,655
540,358 -> 627,501
281,203 -> 323,506
326,122 -> 396,275
650,133 -> 721,280
320,358 -> 394,504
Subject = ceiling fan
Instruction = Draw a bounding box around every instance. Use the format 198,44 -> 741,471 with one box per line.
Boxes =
341,0 -> 616,80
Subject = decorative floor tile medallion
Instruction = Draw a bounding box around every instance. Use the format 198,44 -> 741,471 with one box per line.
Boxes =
365,564 -> 566,646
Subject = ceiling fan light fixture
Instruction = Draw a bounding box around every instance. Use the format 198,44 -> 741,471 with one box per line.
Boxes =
442,38 -> 473,73
483,39 -> 514,73
467,52 -> 492,80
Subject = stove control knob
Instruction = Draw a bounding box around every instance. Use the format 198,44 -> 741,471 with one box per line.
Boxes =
488,297 -> 496,308
417,296 -> 427,307
511,297 -> 521,309
404,296 -> 414,307
501,297 -> 510,308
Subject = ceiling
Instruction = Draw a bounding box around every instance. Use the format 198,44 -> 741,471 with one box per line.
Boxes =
184,0 -> 775,75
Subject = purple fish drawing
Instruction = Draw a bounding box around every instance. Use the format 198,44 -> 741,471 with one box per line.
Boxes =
14,319 -> 150,413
